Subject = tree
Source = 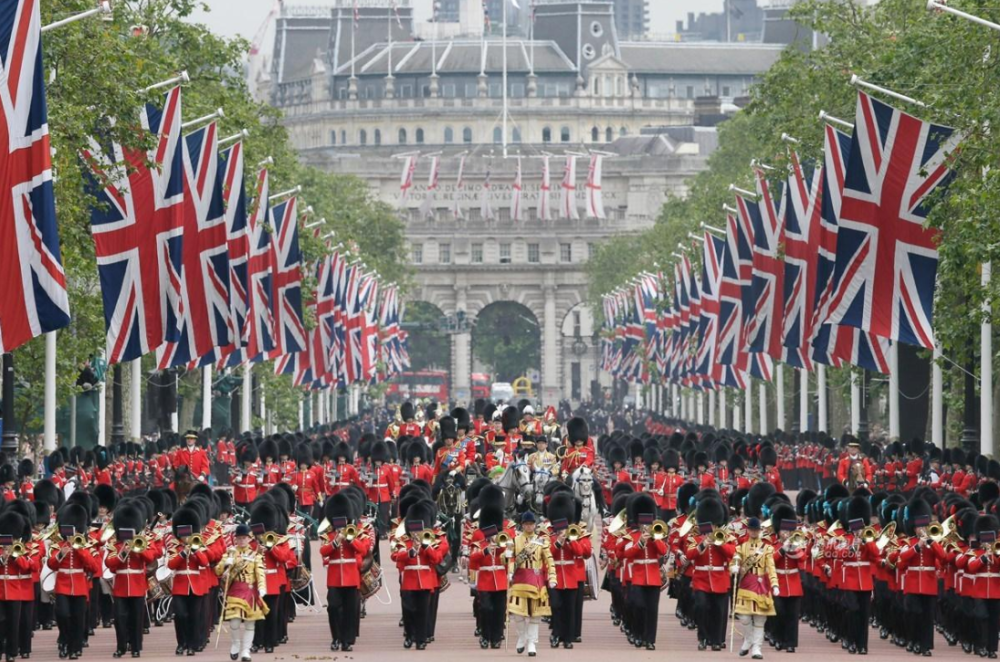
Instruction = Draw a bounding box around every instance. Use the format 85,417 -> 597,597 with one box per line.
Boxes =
471,303 -> 540,383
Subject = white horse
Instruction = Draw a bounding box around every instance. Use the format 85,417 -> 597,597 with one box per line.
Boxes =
570,466 -> 603,530
493,461 -> 533,515
529,467 -> 557,515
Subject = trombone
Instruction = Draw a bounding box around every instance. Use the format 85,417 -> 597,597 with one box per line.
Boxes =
417,529 -> 438,547
2,541 -> 26,560
650,520 -> 669,541
260,531 -> 289,549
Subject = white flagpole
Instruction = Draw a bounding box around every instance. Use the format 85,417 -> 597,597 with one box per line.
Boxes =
41,2 -> 111,32
927,0 -> 1000,32
733,391 -> 742,433
817,364 -> 828,432
708,390 -> 716,428
719,389 -> 727,429
502,0 -> 508,158
170,373 -> 178,433
43,332 -> 57,452
983,261 -> 994,455
745,383 -> 753,434
850,372 -> 861,435
98,349 -> 107,446
932,345 -> 943,447
242,364 -> 252,433
201,366 -> 212,431
759,382 -> 768,434
775,364 -> 785,430
130,359 -> 142,442
889,343 -> 900,438
799,368 -> 809,433
182,108 -> 224,131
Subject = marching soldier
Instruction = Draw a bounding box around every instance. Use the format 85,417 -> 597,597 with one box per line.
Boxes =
216,524 -> 268,662
686,496 -> 735,652
895,497 -> 944,656
232,446 -> 260,509
250,501 -> 296,654
731,517 -> 779,660
559,419 -> 594,478
546,493 -> 591,649
619,493 -> 665,650
657,449 -> 685,521
320,494 -> 372,652
406,442 -> 435,484
434,417 -> 465,477
0,511 -> 35,662
105,504 -> 158,658
769,503 -> 805,653
49,503 -> 102,660
468,506 -> 509,649
392,499 -> 449,650
167,505 -> 210,657
367,442 -> 398,539
507,512 -> 556,657
502,407 -> 529,458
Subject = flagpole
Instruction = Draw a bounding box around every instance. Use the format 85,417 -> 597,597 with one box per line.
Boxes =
733,389 -> 741,433
850,371 -> 861,435
932,345 -> 943,447
98,349 -> 107,446
202,366 -> 212,432
242,364 -> 252,433
719,389 -> 727,429
817,364 -> 828,432
758,382 -> 767,435
775,364 -> 785,430
130,359 -> 142,442
983,262 -> 994,456
43,332 -> 57,452
708,390 -> 716,428
41,1 -> 111,33
745,382 -> 753,434
502,0 -> 509,158
799,368 -> 809,433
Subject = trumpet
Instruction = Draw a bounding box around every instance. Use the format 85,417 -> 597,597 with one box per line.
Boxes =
566,524 -> 584,542
129,535 -> 148,554
710,528 -> 729,546
495,532 -> 511,547
650,520 -> 669,541
927,523 -> 944,541
783,531 -> 807,552
418,529 -> 437,547
860,526 -> 879,544
991,541 -> 1000,555
70,534 -> 89,550
4,541 -> 26,559
342,524 -> 359,542
188,534 -> 205,552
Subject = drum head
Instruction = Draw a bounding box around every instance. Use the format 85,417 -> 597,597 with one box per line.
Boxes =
155,565 -> 173,582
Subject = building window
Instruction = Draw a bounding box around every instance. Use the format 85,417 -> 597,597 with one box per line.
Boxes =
513,127 -> 522,143
527,243 -> 540,263
340,130 -> 347,145
542,127 -> 552,143
606,127 -> 614,142
560,126 -> 570,142
374,129 -> 382,146
686,85 -> 694,99
620,126 -> 628,137
499,243 -> 512,264
493,127 -> 503,144
471,243 -> 483,264
465,83 -> 478,98
444,127 -> 454,144
560,243 -> 572,262
416,128 -> 425,144
411,244 -> 423,264
439,243 -> 451,264
511,83 -> 525,98
722,85 -> 731,97
489,83 -> 502,97
359,129 -> 368,146
443,84 -> 457,98
330,130 -> 337,145
398,128 -> 407,144
463,127 -> 473,143
591,126 -> 599,142
573,311 -> 582,337
588,242 -> 596,260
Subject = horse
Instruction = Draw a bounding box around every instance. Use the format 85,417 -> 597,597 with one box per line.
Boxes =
570,465 -> 604,530
528,466 -> 557,515
492,461 -> 532,514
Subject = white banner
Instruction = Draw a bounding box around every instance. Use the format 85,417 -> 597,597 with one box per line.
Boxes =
560,155 -> 578,220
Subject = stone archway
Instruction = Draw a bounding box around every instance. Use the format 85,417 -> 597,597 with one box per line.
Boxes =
471,301 -> 542,386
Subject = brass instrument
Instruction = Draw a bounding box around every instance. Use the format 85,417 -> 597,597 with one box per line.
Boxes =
710,528 -> 728,546
70,534 -> 89,550
6,541 -> 26,559
784,531 -> 807,552
607,509 -> 627,537
495,532 -> 511,547
343,524 -> 359,542
260,531 -> 288,549
188,534 -> 205,552
650,520 -> 669,541
876,522 -> 897,552
317,518 -> 331,536
418,529 -> 437,547
566,524 -> 584,542
677,515 -> 697,538
860,526 -> 878,544
927,523 -> 944,541
129,535 -> 148,554
991,541 -> 1000,555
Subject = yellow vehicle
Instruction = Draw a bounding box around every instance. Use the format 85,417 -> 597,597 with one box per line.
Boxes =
512,377 -> 534,398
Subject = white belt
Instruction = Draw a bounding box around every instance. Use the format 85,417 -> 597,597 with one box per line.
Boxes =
695,566 -> 726,572
844,562 -> 869,568
58,569 -> 84,575
631,559 -> 658,565
264,569 -> 278,574
776,569 -> 799,575
554,561 -> 575,566
480,566 -> 505,572
175,570 -> 201,576
404,565 -> 430,571
979,573 -> 1000,578
116,569 -> 144,575
4,575 -> 30,580
906,567 -> 936,572
371,484 -> 388,488
327,559 -> 355,565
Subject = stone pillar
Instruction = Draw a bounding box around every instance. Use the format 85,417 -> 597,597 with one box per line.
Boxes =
527,72 -> 538,98
429,73 -> 440,98
453,287 -> 471,403
384,75 -> 395,99
348,76 -> 358,100
478,73 -> 489,98
542,285 -> 560,404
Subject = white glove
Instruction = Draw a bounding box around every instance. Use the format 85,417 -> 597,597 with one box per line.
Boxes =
258,587 -> 267,600
549,581 -> 557,589
772,586 -> 780,597
225,557 -> 234,566
731,564 -> 740,575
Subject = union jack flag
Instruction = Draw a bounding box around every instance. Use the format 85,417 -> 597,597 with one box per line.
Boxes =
84,86 -> 185,364
213,141 -> 250,368
781,151 -> 821,371
0,0 -> 69,353
715,211 -> 751,386
267,196 -> 306,357
811,123 -> 891,372
157,121 -> 232,369
245,169 -> 274,362
825,91 -> 961,351
747,168 -> 792,365
695,232 -> 727,387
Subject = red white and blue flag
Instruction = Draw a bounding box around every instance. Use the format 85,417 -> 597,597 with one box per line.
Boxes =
84,86 -> 185,364
824,91 -> 961,351
267,196 -> 306,358
0,0 -> 70,353
245,169 -> 275,362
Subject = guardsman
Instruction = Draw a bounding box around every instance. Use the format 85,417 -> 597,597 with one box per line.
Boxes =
686,496 -> 735,652
49,503 -> 102,660
502,406 -> 528,458
320,494 -> 373,652
176,431 -> 210,483
216,524 -> 268,662
769,504 -> 805,653
330,442 -> 362,495
759,446 -> 783,493
619,493 -> 665,651
560,418 -> 594,478
546,493 -> 591,649
904,438 -> 925,494
731,517 -> 779,660
507,511 -> 556,657
105,504 -> 158,658
289,446 -> 321,514
232,446 -> 260,508
895,497 -> 944,656
959,515 -> 1000,658
17,461 -> 33,502
452,408 -> 480,468
836,496 -> 881,655
167,505 -> 211,656
250,502 -> 296,655
468,506 -> 509,649
367,442 -> 398,539
0,511 -> 36,662
694,452 -> 716,490
658,449 -> 685,521
406,442 -> 435,484
433,417 -> 465,478
391,499 -> 449,650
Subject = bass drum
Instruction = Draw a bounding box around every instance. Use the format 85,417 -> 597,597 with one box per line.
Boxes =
437,572 -> 451,595
359,561 -> 382,601
147,575 -> 166,602
288,565 -> 312,592
360,550 -> 374,574
581,555 -> 599,601
40,565 -> 56,594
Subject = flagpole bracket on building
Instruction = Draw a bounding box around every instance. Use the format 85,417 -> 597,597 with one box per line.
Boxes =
729,184 -> 756,199
219,129 -> 250,146
42,1 -> 112,33
780,133 -> 800,145
269,185 -> 302,202
819,110 -> 853,130
850,74 -> 927,108
143,71 -> 190,94
701,222 -> 726,236
182,107 -> 225,131
928,0 -> 1000,32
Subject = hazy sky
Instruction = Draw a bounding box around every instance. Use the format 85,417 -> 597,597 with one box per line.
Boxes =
187,0 -> 726,43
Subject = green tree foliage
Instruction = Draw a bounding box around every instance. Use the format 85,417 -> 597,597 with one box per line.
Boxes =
471,303 -> 540,383
403,302 -> 451,372
9,0 -> 408,434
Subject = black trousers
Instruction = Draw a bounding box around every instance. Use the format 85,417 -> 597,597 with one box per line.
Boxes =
19,599 -> 33,654
695,590 -> 728,646
574,585 -> 584,639
55,595 -> 86,655
847,590 -> 870,650
172,594 -> 203,651
908,594 -> 936,651
773,595 -> 800,648
0,601 -> 21,658
478,590 -> 506,645
428,588 -> 440,638
114,596 -> 144,653
400,590 -> 432,644
326,587 -> 360,646
549,588 -> 578,644
628,585 -> 660,644
257,593 -> 281,648
980,598 -> 1000,654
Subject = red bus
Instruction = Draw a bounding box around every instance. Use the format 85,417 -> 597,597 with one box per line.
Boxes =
386,370 -> 450,402
471,373 -> 492,400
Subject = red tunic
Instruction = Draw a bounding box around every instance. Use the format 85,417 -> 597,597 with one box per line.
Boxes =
104,542 -> 158,598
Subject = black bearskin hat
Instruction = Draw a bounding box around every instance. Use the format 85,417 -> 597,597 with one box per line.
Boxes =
662,449 -> 680,471
171,505 -> 202,537
501,406 -> 519,433
451,408 -> 471,432
846,495 -> 872,527
642,447 -> 661,468
112,504 -> 145,536
258,439 -> 279,463
626,493 -> 656,526
696,497 -> 727,528
677,482 -> 700,514
770,503 -> 797,532
439,416 -> 457,441
479,505 -> 504,533
478,484 -> 505,513
371,441 -> 389,464
567,417 -> 588,445
759,445 -> 777,468
903,498 -> 933,537
94,484 -> 117,513
746,482 -> 776,519
608,445 -> 626,467
400,402 -> 416,421
250,499 -> 283,534
546,492 -> 577,527
404,499 -> 437,531
324,493 -> 356,523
